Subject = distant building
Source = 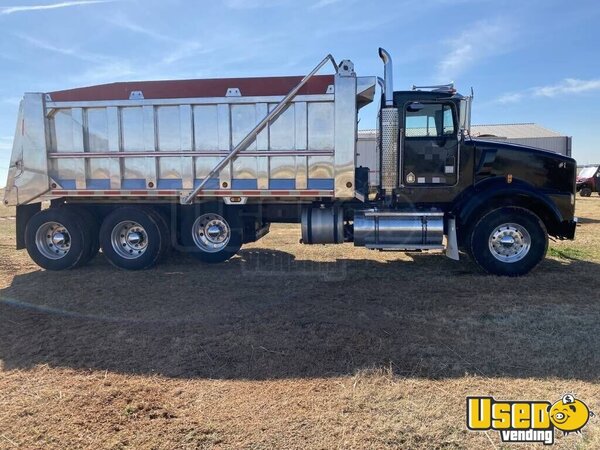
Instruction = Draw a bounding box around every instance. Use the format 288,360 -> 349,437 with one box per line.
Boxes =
469,123 -> 572,156
357,123 -> 572,186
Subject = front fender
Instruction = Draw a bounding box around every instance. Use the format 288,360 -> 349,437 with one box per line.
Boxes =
453,177 -> 565,231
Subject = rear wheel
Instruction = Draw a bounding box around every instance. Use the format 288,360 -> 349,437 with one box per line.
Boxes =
580,187 -> 592,197
62,205 -> 100,264
100,206 -> 170,270
468,207 -> 548,276
25,208 -> 92,270
181,205 -> 242,263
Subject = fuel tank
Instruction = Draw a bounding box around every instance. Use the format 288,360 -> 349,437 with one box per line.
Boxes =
353,210 -> 444,249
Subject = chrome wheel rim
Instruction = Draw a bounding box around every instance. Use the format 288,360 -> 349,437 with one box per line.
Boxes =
111,221 -> 148,259
35,221 -> 71,260
488,223 -> 531,263
192,213 -> 231,253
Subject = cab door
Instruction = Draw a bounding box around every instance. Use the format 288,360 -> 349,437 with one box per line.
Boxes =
401,102 -> 459,186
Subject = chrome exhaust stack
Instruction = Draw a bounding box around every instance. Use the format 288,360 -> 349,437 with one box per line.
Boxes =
378,48 -> 398,196
378,47 -> 394,106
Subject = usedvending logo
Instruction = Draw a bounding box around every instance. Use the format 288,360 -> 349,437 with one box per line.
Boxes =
467,394 -> 594,445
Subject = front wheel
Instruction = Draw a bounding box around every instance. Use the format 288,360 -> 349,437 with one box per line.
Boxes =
580,187 -> 592,197
468,207 -> 548,276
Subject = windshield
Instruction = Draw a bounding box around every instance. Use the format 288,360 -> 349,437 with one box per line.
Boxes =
578,167 -> 597,178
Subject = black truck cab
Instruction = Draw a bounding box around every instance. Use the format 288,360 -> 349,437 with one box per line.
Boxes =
371,87 -> 577,275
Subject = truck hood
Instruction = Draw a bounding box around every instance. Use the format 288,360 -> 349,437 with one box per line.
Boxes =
468,138 -> 575,163
468,137 -> 577,195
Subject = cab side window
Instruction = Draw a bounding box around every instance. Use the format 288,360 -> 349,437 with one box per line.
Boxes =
405,103 -> 455,138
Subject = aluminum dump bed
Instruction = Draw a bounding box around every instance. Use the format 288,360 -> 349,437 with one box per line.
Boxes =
4,59 -> 376,206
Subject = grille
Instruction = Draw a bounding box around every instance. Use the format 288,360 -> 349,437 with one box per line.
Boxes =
380,108 -> 399,192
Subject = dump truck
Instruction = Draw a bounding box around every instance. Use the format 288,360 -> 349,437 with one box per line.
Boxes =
3,48 -> 577,275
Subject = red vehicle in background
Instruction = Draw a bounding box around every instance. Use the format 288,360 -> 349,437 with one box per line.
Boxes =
577,166 -> 600,197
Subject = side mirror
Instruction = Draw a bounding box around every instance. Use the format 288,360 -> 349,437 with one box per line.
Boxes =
406,102 -> 424,112
459,94 -> 473,133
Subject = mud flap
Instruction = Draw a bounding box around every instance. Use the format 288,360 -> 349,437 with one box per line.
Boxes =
16,203 -> 41,249
445,217 -> 459,261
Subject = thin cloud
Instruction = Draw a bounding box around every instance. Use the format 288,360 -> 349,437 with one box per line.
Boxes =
496,92 -> 524,104
70,60 -> 136,84
0,0 -> 114,15
223,0 -> 289,9
108,13 -> 180,43
314,14 -> 395,38
0,135 -> 13,151
15,33 -> 135,85
497,78 -> 600,103
161,42 -> 209,65
17,34 -> 84,58
533,78 -> 600,97
15,33 -> 113,64
311,0 -> 343,8
437,19 -> 513,81
0,98 -> 21,107
225,0 -> 351,11
108,14 -> 210,65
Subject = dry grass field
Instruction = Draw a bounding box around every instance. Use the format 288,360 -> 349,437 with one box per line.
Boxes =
0,196 -> 599,449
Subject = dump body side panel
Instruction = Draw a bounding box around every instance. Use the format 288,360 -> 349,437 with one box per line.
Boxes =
3,94 -> 50,206
46,93 -> 337,198
4,72 -> 376,206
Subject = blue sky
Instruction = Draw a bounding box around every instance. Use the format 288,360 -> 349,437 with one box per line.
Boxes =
1,0 -> 599,184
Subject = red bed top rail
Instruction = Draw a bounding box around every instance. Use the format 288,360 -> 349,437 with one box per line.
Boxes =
47,74 -> 335,102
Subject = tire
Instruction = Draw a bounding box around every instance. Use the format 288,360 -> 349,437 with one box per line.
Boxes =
148,207 -> 173,258
468,207 -> 548,276
25,208 -> 92,271
99,206 -> 170,270
580,188 -> 592,197
181,204 -> 242,263
62,205 -> 100,264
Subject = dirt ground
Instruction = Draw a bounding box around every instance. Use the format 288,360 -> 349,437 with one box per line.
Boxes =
0,197 -> 599,449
